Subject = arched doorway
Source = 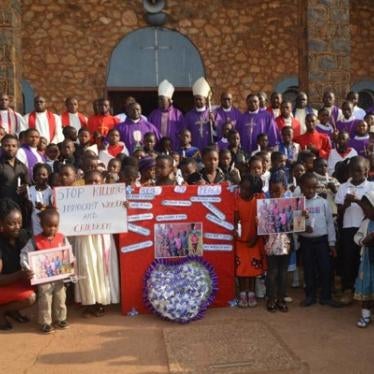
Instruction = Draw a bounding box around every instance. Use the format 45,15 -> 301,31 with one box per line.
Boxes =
106,27 -> 205,116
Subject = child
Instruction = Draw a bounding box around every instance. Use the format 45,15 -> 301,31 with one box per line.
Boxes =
178,129 -> 200,160
227,129 -> 248,166
275,101 -> 301,139
335,156 -> 374,305
264,170 -> 292,312
349,120 -> 369,157
58,164 -> 78,187
62,126 -> 78,143
45,143 -> 60,170
200,146 -> 225,184
27,163 -> 53,235
53,139 -> 76,173
234,175 -> 265,307
251,133 -> 270,156
327,131 -> 357,176
139,156 -> 156,186
99,128 -> 129,168
75,128 -> 93,160
298,172 -> 340,307
20,208 -> 72,333
316,107 -> 336,142
273,126 -> 300,164
219,149 -> 241,184
297,150 -> 316,173
353,191 -> 374,327
336,101 -> 360,136
155,154 -> 176,186
37,136 -> 48,156
105,158 -> 122,183
257,151 -> 271,193
216,121 -> 233,151
180,157 -> 198,182
74,171 -> 120,317
143,132 -> 158,159
0,198 -> 35,331
157,136 -> 173,155
172,152 -> 184,185
289,162 -> 306,194
120,165 -> 141,188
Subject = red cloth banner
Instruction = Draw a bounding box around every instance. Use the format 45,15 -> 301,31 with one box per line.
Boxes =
119,184 -> 236,314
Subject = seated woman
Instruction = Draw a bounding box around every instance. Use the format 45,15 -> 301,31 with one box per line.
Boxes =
0,198 -> 36,330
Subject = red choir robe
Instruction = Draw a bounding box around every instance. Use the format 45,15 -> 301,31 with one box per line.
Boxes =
275,116 -> 301,139
87,114 -> 119,137
295,130 -> 331,159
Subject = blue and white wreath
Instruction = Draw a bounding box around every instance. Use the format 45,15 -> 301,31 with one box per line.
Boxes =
144,256 -> 217,323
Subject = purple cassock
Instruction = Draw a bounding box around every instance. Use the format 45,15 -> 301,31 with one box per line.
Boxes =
116,118 -> 161,153
183,108 -> 215,150
349,135 -> 369,157
336,117 -> 361,137
148,105 -> 184,150
316,123 -> 335,141
236,110 -> 280,153
214,106 -> 242,138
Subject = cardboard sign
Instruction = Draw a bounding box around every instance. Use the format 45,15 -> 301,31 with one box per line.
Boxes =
54,184 -> 128,236
119,184 -> 236,315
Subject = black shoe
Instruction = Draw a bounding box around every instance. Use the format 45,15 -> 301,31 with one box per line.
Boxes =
277,301 -> 289,313
319,299 -> 344,308
40,324 -> 55,334
55,320 -> 69,329
266,301 -> 277,313
300,298 -> 316,307
6,311 -> 30,323
0,320 -> 13,331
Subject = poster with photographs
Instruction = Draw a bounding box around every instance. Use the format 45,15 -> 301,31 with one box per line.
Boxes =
155,222 -> 203,258
28,246 -> 74,285
257,197 -> 305,235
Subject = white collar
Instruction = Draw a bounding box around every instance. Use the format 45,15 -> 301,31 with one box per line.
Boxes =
196,106 -> 206,112
347,178 -> 367,187
222,106 -> 232,112
248,109 -> 259,114
341,115 -> 355,122
131,118 -> 141,123
220,137 -> 228,143
354,134 -> 369,140
316,123 -> 333,130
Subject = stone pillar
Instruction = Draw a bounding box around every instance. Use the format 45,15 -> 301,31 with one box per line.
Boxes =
299,0 -> 351,107
0,0 -> 22,111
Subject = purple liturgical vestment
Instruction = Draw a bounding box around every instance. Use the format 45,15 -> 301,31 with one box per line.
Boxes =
349,135 -> 369,157
183,108 -> 215,150
336,117 -> 361,137
237,110 -> 280,153
116,118 -> 161,153
148,106 -> 184,149
214,106 -> 242,137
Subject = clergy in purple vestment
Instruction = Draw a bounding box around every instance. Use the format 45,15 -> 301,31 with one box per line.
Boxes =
236,94 -> 280,154
214,92 -> 242,138
321,90 -> 343,128
336,101 -> 361,136
349,120 -> 370,156
148,80 -> 183,150
115,102 -> 160,153
184,77 -> 216,151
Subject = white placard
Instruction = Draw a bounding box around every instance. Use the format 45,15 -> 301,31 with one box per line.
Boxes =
139,186 -> 162,196
203,244 -> 233,251
54,184 -> 127,236
121,240 -> 153,253
127,194 -> 155,200
174,185 -> 187,194
204,233 -> 233,241
128,213 -> 154,222
190,196 -> 222,203
156,214 -> 187,222
128,202 -> 153,210
202,202 -> 226,220
206,213 -> 234,231
198,185 -> 222,196
128,223 -> 151,236
161,200 -> 192,207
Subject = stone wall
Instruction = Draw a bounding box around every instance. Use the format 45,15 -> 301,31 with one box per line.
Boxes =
21,0 -> 300,114
350,0 -> 374,85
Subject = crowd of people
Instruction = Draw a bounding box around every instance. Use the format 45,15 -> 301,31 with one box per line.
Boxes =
0,76 -> 373,334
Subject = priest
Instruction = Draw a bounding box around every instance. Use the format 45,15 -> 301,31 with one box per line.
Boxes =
292,91 -> 317,134
214,91 -> 242,138
23,96 -> 63,143
237,93 -> 280,154
148,80 -> 184,150
183,77 -> 216,150
116,102 -> 160,153
0,94 -> 25,135
60,96 -> 88,131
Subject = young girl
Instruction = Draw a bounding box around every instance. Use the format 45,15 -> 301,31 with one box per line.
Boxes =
219,149 -> 241,184
20,208 -> 72,333
234,175 -> 265,307
157,136 -> 173,155
99,128 -> 129,168
200,146 -> 225,184
27,163 -> 53,235
105,158 -> 122,184
265,170 -> 292,312
354,191 -> 374,327
143,132 -> 158,159
74,171 -> 120,317
45,143 -> 60,170
0,199 -> 35,331
139,157 -> 156,186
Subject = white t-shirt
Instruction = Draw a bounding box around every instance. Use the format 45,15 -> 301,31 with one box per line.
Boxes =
353,106 -> 366,121
0,109 -> 25,135
27,185 -> 52,235
327,148 -> 358,176
335,179 -> 374,228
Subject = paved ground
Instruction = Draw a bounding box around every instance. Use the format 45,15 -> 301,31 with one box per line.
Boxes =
1,289 -> 373,374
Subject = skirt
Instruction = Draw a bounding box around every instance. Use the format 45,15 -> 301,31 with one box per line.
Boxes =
354,248 -> 374,301
235,240 -> 266,277
0,280 -> 34,305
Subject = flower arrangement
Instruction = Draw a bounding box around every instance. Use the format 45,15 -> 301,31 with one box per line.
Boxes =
144,256 -> 217,323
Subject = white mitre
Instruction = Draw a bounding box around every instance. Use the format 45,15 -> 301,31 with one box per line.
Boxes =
158,80 -> 174,99
192,77 -> 211,98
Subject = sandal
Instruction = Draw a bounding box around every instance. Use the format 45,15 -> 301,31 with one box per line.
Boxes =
357,316 -> 371,328
6,311 -> 30,323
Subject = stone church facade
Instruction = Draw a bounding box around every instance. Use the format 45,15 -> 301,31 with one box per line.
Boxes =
1,0 -> 373,115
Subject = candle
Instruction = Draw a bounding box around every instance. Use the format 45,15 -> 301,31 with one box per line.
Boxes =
17,177 -> 21,187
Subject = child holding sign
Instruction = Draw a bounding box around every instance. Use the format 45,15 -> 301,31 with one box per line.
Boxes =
73,171 -> 120,318
20,208 -> 72,333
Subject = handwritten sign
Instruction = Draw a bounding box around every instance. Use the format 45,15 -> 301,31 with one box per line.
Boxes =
54,184 -> 127,236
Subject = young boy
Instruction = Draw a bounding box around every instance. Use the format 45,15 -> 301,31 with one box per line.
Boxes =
295,113 -> 331,159
21,208 -> 72,333
349,120 -> 369,157
273,126 -> 300,164
327,131 -> 357,176
251,133 -> 270,156
275,101 -> 301,139
75,128 -> 93,161
45,143 -> 60,170
62,126 -> 78,143
143,132 -> 159,159
335,156 -> 374,304
297,150 -> 316,173
298,172 -> 340,307
219,149 -> 241,184
53,139 -> 76,173
228,129 -> 248,166
316,107 -> 335,142
178,129 -> 200,161
155,154 -> 175,185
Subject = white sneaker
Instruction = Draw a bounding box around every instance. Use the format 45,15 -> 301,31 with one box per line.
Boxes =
284,296 -> 293,303
248,292 -> 257,307
238,292 -> 248,308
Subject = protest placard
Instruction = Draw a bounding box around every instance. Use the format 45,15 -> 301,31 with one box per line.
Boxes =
54,183 -> 128,236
